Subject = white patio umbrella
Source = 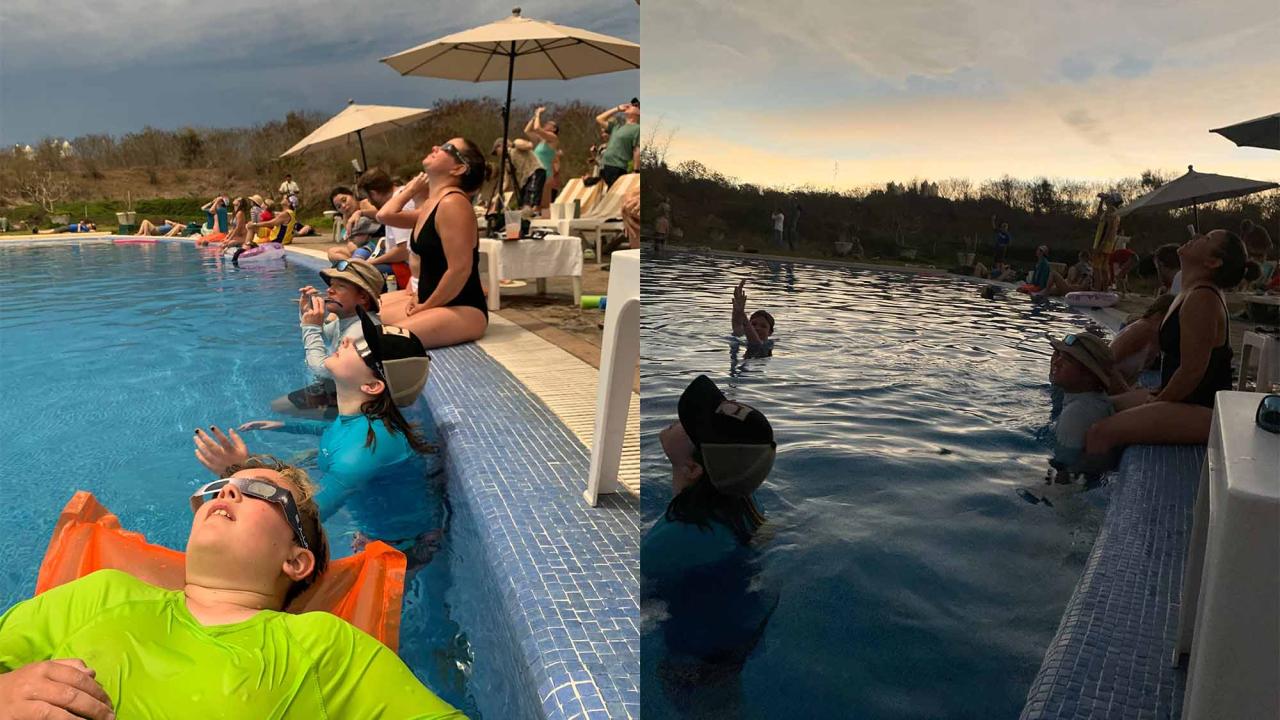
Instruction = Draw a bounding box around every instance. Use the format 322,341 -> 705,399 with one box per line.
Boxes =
1117,165 -> 1279,229
279,101 -> 433,172
1210,113 -> 1280,151
381,7 -> 640,200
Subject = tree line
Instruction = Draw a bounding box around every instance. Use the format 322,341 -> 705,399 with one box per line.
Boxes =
641,157 -> 1278,267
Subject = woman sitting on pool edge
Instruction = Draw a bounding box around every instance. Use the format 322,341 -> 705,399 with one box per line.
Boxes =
374,137 -> 489,349
1085,229 -> 1247,457
0,456 -> 465,719
195,308 -> 442,565
731,279 -> 774,359
642,375 -> 779,676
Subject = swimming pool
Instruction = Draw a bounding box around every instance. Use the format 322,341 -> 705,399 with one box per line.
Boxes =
641,251 -> 1112,719
0,240 -> 479,717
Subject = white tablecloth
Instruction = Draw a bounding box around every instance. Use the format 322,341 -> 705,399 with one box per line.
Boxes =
481,234 -> 582,280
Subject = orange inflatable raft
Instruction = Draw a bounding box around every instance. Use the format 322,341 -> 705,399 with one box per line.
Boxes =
36,491 -> 407,651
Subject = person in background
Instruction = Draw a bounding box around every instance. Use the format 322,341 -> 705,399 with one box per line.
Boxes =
1109,244 -> 1138,294
770,208 -> 785,249
326,186 -> 382,264
1153,242 -> 1182,296
1241,219 -> 1274,291
1026,245 -> 1052,291
1108,294 -> 1175,387
525,107 -> 560,212
279,174 -> 301,209
992,215 -> 1013,265
594,98 -> 640,188
135,218 -> 187,237
492,136 -> 543,213
33,219 -> 96,234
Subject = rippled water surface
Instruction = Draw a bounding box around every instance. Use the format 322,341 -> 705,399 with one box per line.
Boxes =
641,252 -> 1111,720
0,241 -> 477,717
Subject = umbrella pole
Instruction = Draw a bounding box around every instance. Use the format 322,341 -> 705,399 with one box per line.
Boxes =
357,130 -> 368,175
1194,203 -> 1199,232
497,42 -> 516,208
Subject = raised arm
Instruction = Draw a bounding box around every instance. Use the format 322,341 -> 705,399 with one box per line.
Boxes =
731,280 -> 747,337
596,104 -> 625,129
376,174 -> 428,229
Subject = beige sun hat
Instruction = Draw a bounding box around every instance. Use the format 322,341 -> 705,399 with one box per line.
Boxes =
319,259 -> 385,311
1048,332 -> 1115,387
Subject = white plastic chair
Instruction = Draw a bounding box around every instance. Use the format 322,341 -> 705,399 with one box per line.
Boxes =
531,174 -> 638,263
584,249 -> 639,506
1237,331 -> 1279,393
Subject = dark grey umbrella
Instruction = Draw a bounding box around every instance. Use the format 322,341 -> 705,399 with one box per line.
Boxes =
1118,165 -> 1279,229
1210,113 -> 1280,151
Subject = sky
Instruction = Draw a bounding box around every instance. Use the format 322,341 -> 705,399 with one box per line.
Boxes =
644,0 -> 1279,188
0,0 -> 638,146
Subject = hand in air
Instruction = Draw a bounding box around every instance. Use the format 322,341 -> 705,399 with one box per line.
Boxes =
0,658 -> 115,720
193,426 -> 250,476
733,279 -> 748,312
238,420 -> 284,431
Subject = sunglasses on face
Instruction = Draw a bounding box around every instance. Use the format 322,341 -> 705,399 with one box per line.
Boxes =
1258,394 -> 1280,434
439,142 -> 469,169
190,476 -> 310,550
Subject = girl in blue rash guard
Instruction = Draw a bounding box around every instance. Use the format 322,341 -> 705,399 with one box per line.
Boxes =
196,308 -> 441,563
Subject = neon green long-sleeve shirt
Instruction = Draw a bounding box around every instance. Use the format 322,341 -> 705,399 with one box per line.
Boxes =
0,570 -> 466,719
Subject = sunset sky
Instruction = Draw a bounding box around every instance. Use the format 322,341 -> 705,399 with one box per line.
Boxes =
644,0 -> 1279,189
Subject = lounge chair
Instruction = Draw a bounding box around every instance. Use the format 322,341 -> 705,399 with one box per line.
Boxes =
531,173 -> 639,263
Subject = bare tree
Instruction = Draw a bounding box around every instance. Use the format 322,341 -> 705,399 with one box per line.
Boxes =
16,168 -> 73,214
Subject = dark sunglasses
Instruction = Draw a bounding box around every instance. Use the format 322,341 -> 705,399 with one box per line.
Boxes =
1257,394 -> 1280,434
440,142 -> 469,169
190,476 -> 310,550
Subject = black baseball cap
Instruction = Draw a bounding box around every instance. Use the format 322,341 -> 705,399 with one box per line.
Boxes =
356,307 -> 431,406
677,375 -> 775,497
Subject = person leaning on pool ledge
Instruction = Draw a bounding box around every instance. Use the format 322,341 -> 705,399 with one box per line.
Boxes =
642,375 -> 779,675
0,456 -> 466,720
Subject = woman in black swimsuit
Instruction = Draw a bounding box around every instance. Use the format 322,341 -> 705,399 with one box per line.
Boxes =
376,137 -> 489,348
1086,229 -> 1248,456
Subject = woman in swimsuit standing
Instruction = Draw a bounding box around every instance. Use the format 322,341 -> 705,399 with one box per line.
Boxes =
376,137 -> 489,348
1086,229 -> 1248,456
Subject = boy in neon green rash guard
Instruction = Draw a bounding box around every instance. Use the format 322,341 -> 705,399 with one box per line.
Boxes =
0,456 -> 466,720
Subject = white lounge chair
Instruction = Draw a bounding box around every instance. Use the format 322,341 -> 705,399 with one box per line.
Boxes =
585,248 -> 639,506
546,177 -> 603,220
531,173 -> 639,262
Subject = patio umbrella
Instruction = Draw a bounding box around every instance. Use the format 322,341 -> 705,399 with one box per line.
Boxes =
280,101 -> 433,172
1117,165 -> 1279,229
381,7 -> 640,201
1210,113 -> 1280,151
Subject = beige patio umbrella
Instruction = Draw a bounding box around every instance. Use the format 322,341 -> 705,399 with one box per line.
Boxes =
1210,113 -> 1280,151
1117,165 -> 1279,229
381,7 -> 640,200
280,100 -> 433,172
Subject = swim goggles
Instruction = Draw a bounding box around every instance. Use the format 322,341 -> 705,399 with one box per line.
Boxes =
190,477 -> 310,549
440,142 -> 469,169
1257,394 -> 1280,434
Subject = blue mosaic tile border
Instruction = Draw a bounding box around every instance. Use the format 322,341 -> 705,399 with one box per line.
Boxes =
1020,443 -> 1201,720
288,252 -> 640,720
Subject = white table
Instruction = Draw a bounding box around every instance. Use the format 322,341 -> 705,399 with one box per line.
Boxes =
1175,390 -> 1280,720
477,235 -> 583,312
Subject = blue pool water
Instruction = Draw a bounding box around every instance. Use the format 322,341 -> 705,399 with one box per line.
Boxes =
0,240 -> 478,717
641,252 -> 1113,719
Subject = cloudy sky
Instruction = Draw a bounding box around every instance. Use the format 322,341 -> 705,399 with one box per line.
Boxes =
644,0 -> 1279,188
0,0 -> 638,146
